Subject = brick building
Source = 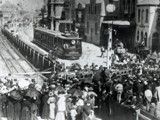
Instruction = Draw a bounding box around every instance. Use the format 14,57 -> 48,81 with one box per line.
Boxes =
136,0 -> 160,52
84,0 -> 137,50
101,0 -> 137,50
85,0 -> 106,45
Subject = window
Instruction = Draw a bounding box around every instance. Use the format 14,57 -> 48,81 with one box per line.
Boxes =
144,32 -> 147,46
78,3 -> 82,9
123,0 -> 125,11
145,9 -> 149,23
138,9 -> 140,22
87,22 -> 89,33
89,6 -> 91,14
137,31 -> 139,42
128,0 -> 130,14
157,10 -> 160,28
152,33 -> 159,52
131,0 -> 135,14
95,6 -> 97,14
95,22 -> 98,34
78,11 -> 82,22
91,2 -> 94,14
109,0 -> 113,4
141,10 -> 144,24
141,31 -> 143,42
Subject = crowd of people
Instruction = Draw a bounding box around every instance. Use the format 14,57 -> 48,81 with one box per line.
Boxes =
0,64 -> 103,120
0,34 -> 160,120
0,54 -> 160,120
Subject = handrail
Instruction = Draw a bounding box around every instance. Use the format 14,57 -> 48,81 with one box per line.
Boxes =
136,109 -> 152,120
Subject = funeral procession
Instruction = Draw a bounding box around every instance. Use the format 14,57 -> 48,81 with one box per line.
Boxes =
0,0 -> 160,120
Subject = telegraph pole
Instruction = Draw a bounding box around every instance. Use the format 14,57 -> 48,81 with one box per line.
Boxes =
50,0 -> 54,30
106,4 -> 115,69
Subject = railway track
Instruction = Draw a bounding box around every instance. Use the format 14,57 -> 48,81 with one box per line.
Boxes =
0,33 -> 27,74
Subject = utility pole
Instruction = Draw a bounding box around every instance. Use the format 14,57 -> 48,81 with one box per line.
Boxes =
50,0 -> 54,30
106,4 -> 116,69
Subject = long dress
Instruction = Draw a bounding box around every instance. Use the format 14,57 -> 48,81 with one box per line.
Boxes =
14,101 -> 21,120
41,94 -> 49,119
0,94 -> 7,118
55,95 -> 66,120
21,99 -> 32,120
47,96 -> 56,120
31,102 -> 38,120
7,99 -> 14,120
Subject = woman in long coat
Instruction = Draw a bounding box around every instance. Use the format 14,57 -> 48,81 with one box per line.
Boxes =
41,93 -> 49,119
0,93 -> 7,118
14,101 -> 21,120
7,97 -> 15,120
21,98 -> 32,120
47,92 -> 56,120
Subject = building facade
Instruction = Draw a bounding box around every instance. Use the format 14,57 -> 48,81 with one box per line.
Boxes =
85,0 -> 106,45
84,0 -> 137,50
136,0 -> 160,52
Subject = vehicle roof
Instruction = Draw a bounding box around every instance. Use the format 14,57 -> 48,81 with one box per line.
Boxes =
34,27 -> 82,40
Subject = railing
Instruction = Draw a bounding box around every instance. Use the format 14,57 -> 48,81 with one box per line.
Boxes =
98,98 -> 160,120
136,109 -> 160,120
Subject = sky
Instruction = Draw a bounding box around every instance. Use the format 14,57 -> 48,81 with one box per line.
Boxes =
4,0 -> 44,11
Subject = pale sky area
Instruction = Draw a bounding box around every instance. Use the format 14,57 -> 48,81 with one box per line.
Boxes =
3,0 -> 44,11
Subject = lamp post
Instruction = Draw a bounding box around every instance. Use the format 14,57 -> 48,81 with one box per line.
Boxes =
106,4 -> 115,69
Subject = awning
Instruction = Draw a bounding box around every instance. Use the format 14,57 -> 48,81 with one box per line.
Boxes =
102,20 -> 130,26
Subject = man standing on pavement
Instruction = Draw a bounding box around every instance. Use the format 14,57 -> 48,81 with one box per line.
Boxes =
100,46 -> 105,58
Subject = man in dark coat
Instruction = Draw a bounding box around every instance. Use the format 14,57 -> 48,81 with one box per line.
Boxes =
14,101 -> 22,120
21,98 -> 32,120
0,94 -> 7,118
7,97 -> 15,120
41,93 -> 49,119
82,102 -> 92,120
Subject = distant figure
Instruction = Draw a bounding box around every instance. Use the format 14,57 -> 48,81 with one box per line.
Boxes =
100,47 -> 105,58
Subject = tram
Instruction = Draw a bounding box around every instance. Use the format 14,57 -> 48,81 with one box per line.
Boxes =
33,27 -> 82,60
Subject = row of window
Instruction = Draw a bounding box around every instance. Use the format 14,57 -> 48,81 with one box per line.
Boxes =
88,3 -> 97,15
122,0 -> 135,14
138,9 -> 149,23
86,22 -> 98,35
137,30 -> 148,46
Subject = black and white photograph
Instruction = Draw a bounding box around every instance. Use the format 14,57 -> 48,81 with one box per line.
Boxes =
0,0 -> 160,120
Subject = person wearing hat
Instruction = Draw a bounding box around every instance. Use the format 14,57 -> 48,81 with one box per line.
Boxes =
55,92 -> 66,120
154,81 -> 160,102
82,101 -> 92,120
76,96 -> 84,120
82,87 -> 89,101
21,97 -> 32,120
144,89 -> 153,111
87,110 -> 96,120
154,81 -> 160,118
47,91 -> 56,120
115,83 -> 123,103
70,105 -> 77,120
66,97 -> 73,120
41,92 -> 49,119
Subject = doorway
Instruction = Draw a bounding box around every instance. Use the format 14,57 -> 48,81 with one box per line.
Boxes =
152,32 -> 160,52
